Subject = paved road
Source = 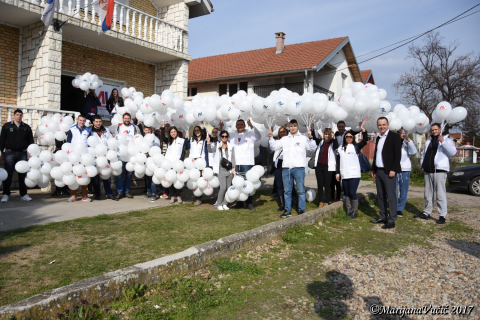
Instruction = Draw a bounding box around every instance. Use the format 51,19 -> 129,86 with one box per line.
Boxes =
0,174 -> 477,231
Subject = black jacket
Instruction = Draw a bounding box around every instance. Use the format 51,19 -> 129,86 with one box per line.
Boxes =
106,96 -> 124,113
0,121 -> 34,152
372,130 -> 402,174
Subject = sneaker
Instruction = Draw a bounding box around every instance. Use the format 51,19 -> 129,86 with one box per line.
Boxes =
217,205 -> 224,211
177,196 -> 183,204
106,195 -> 118,201
247,204 -> 255,211
298,210 -> 305,215
397,211 -> 403,217
280,211 -> 292,218
160,193 -> 169,199
170,197 -> 176,204
115,194 -> 123,200
21,194 -> 32,201
151,195 -> 157,202
142,194 -> 150,199
341,195 -> 346,202
418,213 -> 430,220
223,204 -> 229,210
437,216 -> 446,224
1,195 -> 9,203
82,196 -> 92,202
125,193 -> 133,199
213,203 -> 218,207
67,196 -> 76,202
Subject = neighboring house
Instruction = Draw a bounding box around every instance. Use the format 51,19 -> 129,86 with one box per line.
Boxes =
188,33 -> 365,99
0,0 -> 213,121
361,69 -> 375,84
449,133 -> 466,146
454,143 -> 479,163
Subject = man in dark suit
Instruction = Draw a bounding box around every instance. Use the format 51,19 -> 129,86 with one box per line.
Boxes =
370,117 -> 402,229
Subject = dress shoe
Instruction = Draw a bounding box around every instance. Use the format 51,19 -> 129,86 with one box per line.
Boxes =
418,213 -> 430,220
370,218 -> 387,224
382,222 -> 395,229
436,216 -> 446,224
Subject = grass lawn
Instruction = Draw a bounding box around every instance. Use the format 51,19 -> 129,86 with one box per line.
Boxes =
51,198 -> 476,319
360,172 -> 425,187
0,191 -> 320,307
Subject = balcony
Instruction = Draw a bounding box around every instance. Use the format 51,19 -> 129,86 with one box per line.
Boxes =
0,0 -> 190,63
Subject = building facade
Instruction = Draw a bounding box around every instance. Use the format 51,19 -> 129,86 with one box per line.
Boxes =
0,0 -> 213,121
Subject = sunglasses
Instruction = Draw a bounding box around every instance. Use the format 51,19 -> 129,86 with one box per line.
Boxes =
221,135 -> 228,138
345,135 -> 354,138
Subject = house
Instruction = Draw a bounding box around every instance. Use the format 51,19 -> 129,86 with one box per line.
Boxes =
361,69 -> 374,84
454,142 -> 479,163
0,0 -> 214,122
449,133 -> 466,146
188,33 -> 364,100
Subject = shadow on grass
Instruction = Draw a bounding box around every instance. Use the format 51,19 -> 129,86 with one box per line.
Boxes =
446,240 -> 480,260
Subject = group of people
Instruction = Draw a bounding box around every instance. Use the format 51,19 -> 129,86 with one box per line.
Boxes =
0,109 -> 457,227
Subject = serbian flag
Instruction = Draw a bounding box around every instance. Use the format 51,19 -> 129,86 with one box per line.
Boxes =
95,0 -> 114,33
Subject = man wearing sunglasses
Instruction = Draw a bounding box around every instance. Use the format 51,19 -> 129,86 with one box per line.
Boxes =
371,117 -> 402,229
220,119 -> 261,210
268,119 -> 317,217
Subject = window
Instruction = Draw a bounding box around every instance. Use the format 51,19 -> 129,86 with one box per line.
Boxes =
341,73 -> 348,88
239,82 -> 248,92
219,84 -> 227,96
188,87 -> 197,96
229,83 -> 238,96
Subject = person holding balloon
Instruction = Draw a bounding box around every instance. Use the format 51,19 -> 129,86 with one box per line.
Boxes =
106,88 -> 124,121
311,128 -> 339,209
165,126 -> 189,204
268,119 -> 317,218
82,89 -> 101,122
189,125 -> 209,205
212,130 -> 236,210
336,124 -> 367,219
0,109 -> 34,203
395,128 -> 418,217
142,126 -> 160,202
269,126 -> 289,212
419,123 -> 457,224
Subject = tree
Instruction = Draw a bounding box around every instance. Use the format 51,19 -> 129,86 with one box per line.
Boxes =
461,104 -> 480,147
394,33 -> 480,133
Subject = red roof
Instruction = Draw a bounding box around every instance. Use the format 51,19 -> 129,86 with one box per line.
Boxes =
189,37 -> 348,82
361,70 -> 374,84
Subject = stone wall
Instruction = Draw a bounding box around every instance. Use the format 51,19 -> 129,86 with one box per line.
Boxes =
129,0 -> 158,17
0,23 -> 19,123
19,22 -> 62,110
62,41 -> 156,96
156,59 -> 188,99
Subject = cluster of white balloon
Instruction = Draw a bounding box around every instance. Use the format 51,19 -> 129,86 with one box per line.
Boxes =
71,72 -> 104,91
224,166 -> 264,203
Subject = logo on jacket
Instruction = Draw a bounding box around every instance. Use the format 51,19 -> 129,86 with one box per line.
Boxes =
295,142 -> 300,146
123,130 -> 129,134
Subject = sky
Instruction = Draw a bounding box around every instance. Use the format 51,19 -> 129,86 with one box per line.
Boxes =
188,0 -> 480,104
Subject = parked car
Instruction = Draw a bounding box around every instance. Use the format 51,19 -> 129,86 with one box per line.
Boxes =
448,165 -> 480,196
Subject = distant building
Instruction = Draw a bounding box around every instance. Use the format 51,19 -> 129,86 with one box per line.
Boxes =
361,69 -> 375,84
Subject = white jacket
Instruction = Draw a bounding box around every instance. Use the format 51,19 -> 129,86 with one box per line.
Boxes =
313,140 -> 337,172
338,144 -> 361,179
88,127 -> 112,146
67,124 -> 90,147
229,127 -> 261,166
165,137 -> 185,161
400,140 -> 418,172
189,139 -> 207,160
421,135 -> 457,172
268,132 -> 317,169
269,144 -> 284,168
212,142 -> 235,174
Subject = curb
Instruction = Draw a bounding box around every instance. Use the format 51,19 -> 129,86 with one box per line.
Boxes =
0,193 -> 374,319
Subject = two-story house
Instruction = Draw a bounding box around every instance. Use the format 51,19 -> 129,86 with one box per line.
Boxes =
0,0 -> 213,121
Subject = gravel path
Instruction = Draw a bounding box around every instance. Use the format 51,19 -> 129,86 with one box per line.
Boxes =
318,207 -> 480,319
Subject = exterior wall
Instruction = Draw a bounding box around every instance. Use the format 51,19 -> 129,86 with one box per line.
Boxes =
62,42 -> 156,96
0,23 -> 19,122
130,0 -> 158,17
156,59 -> 188,98
314,49 -> 354,96
19,22 -> 62,110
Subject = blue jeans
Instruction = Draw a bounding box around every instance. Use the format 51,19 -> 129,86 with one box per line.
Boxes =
282,167 -> 306,213
3,150 -> 28,196
116,161 -> 132,194
342,178 -> 360,200
93,175 -> 113,197
236,165 -> 253,206
396,171 -> 410,212
145,175 -> 157,195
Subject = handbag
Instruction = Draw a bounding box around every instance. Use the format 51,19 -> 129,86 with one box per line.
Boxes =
268,151 -> 283,174
355,145 -> 371,173
220,148 -> 233,171
308,143 -> 322,169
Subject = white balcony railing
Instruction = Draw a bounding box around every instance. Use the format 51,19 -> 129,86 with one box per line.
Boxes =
0,104 -> 80,138
30,0 -> 187,54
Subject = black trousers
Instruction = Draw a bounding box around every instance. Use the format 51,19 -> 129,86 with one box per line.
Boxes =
315,164 -> 332,203
376,169 -> 398,224
330,173 -> 341,200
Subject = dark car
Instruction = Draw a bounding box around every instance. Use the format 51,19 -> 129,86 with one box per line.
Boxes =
448,164 -> 480,196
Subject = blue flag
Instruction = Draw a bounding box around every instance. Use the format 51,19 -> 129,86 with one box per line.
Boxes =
41,0 -> 56,26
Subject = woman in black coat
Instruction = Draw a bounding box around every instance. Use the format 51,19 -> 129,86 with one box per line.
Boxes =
106,88 -> 124,120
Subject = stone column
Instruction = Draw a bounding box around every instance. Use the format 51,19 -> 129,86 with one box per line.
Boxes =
155,59 -> 189,99
19,21 -> 62,110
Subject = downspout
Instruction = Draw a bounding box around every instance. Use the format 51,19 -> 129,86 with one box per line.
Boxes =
17,27 -> 23,105
154,63 -> 158,94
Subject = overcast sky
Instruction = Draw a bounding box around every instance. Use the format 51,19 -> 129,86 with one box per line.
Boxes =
189,0 -> 480,105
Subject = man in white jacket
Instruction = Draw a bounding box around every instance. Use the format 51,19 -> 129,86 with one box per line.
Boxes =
221,119 -> 261,210
420,123 -> 457,224
269,119 -> 317,218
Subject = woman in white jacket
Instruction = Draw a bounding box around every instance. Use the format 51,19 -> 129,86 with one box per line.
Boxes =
212,130 -> 236,210
396,129 -> 418,217
165,126 -> 189,204
189,125 -> 209,205
336,125 -> 367,218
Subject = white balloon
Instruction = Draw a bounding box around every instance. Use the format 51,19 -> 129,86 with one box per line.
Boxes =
40,162 -> 52,175
246,170 -> 259,182
447,107 -> 467,124
39,150 -> 53,162
173,180 -> 184,190
227,186 -> 240,200
242,181 -> 254,194
189,168 -> 201,181
177,169 -> 190,182
87,136 -> 100,148
85,165 -> 98,177
203,185 -> 214,196
28,156 -> 41,169
27,144 -> 40,157
25,177 -> 37,188
194,158 -> 206,170
184,157 -> 195,170
27,168 -> 41,181
389,118 -> 402,131
63,174 -> 76,185
95,144 -> 108,156
60,162 -> 73,174
196,177 -> 208,189
232,175 -> 245,189
202,167 -> 214,180
402,118 -> 416,131
209,176 -> 220,188
165,169 -> 177,183
436,101 -> 452,120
